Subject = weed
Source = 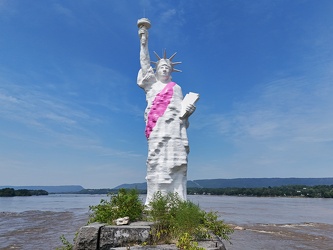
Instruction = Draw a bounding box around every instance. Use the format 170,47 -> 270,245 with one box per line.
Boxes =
88,188 -> 144,224
176,233 -> 205,250
55,235 -> 73,250
147,192 -> 233,245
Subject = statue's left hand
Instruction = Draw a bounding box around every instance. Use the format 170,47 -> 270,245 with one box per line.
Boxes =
185,104 -> 196,117
185,145 -> 190,154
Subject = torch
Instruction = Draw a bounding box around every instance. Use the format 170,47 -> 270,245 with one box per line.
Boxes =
137,18 -> 151,46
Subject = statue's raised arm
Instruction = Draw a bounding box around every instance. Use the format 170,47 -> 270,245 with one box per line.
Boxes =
137,18 -> 151,76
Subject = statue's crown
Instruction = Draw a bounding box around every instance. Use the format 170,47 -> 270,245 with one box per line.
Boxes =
151,49 -> 182,73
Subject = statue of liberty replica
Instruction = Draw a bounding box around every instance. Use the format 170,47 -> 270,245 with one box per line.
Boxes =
137,18 -> 199,205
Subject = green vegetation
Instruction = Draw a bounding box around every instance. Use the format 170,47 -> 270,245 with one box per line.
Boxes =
176,233 -> 204,250
147,192 -> 233,247
0,188 -> 48,197
55,235 -> 73,250
86,189 -> 233,249
187,185 -> 333,198
88,188 -> 144,224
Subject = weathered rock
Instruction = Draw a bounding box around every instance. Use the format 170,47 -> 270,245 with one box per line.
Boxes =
109,244 -> 178,250
99,224 -> 151,249
73,222 -> 104,250
197,235 -> 227,250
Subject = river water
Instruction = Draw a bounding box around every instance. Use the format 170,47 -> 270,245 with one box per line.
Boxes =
1,194 -> 333,249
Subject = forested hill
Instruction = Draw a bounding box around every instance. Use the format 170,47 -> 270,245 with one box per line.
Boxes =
114,178 -> 333,190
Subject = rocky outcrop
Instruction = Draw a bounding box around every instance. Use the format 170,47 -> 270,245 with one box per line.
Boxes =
99,222 -> 153,250
73,222 -> 226,250
73,223 -> 103,250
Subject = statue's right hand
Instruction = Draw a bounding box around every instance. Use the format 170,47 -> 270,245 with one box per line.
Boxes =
143,74 -> 153,81
139,28 -> 148,45
142,68 -> 156,82
138,28 -> 148,41
138,28 -> 146,36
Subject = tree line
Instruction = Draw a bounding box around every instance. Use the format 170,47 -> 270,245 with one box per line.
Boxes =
0,188 -> 48,197
76,185 -> 333,198
187,185 -> 333,198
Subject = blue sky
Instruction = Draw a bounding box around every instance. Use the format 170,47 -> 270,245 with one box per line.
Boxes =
1,0 -> 333,188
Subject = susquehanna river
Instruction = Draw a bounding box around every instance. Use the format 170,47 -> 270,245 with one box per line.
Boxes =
1,194 -> 333,250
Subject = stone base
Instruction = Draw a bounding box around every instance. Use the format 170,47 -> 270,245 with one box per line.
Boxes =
73,222 -> 226,250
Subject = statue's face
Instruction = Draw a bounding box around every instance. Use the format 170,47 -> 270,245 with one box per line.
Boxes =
157,64 -> 171,81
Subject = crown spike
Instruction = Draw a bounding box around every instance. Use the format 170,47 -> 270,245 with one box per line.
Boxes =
163,49 -> 167,59
173,69 -> 182,73
171,61 -> 182,65
153,51 -> 161,60
169,52 -> 177,61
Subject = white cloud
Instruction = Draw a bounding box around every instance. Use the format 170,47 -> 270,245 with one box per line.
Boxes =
160,9 -> 177,23
220,73 -> 333,143
0,92 -> 19,103
0,64 -> 142,162
0,82 -> 85,131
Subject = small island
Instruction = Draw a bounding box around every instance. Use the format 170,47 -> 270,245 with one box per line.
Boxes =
0,188 -> 48,197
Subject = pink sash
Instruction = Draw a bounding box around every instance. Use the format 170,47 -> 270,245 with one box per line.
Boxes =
145,82 -> 176,139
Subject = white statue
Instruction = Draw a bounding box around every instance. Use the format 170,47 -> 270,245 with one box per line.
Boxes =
137,18 -> 198,205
